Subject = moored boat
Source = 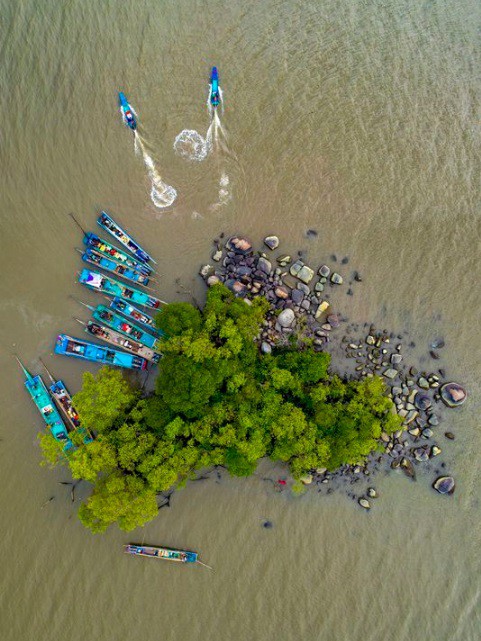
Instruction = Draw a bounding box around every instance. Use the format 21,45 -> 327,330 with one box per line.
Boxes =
97,211 -> 155,264
55,334 -> 148,370
83,232 -> 153,276
81,248 -> 150,286
92,305 -> 163,350
78,268 -> 162,309
109,297 -> 160,335
16,358 -> 73,450
80,320 -> 161,363
124,544 -> 198,563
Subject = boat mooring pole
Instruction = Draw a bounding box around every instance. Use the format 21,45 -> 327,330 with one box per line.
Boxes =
69,212 -> 87,234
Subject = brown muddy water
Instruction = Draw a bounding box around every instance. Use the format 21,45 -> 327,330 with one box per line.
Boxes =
1,1 -> 481,639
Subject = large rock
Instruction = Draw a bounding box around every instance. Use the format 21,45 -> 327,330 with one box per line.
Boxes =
258,257 -> 272,274
225,279 -> 247,297
415,394 -> 432,411
330,272 -> 343,285
289,260 -> 303,277
291,289 -> 304,304
383,368 -> 398,380
315,301 -> 330,319
297,265 -> 315,284
226,236 -> 253,255
318,264 -> 330,278
440,382 -> 467,407
207,275 -> 220,287
278,308 -> 295,328
264,235 -> 279,250
433,476 -> 455,495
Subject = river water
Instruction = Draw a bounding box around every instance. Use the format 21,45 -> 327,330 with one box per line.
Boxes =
1,0 -> 481,639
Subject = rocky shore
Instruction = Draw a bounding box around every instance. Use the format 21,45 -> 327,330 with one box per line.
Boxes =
199,234 -> 467,508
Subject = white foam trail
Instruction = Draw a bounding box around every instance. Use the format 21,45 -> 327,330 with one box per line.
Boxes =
207,84 -> 213,117
136,133 -> 177,208
173,129 -> 211,161
220,171 -> 229,187
218,87 -> 224,114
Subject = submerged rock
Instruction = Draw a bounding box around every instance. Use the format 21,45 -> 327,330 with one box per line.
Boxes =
359,498 -> 371,509
440,382 -> 467,407
367,487 -> 378,498
433,476 -> 455,495
330,272 -> 343,285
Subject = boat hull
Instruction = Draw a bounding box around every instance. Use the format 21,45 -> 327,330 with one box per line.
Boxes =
83,233 -> 152,276
92,305 -> 163,350
55,334 -> 148,370
84,321 -> 160,363
97,212 -> 154,264
78,268 -> 161,309
124,544 -> 198,563
109,297 -> 161,335
118,92 -> 137,130
82,249 -> 150,286
23,374 -> 73,449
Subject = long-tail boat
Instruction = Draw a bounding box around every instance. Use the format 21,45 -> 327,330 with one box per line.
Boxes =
109,297 -> 160,335
55,334 -> 148,370
83,232 -> 153,276
77,319 -> 161,363
80,248 -> 150,286
78,268 -> 163,309
97,211 -> 156,265
124,544 -> 198,563
92,304 -> 163,349
38,359 -> 93,442
16,358 -> 73,450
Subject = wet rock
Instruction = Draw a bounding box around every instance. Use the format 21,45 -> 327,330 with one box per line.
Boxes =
227,236 -> 253,255
263,235 -> 279,250
430,338 -> 445,349
297,265 -> 315,284
212,249 -> 223,262
440,382 -> 467,407
353,271 -> 363,282
289,260 -> 303,277
413,448 -> 429,463
418,377 -> 430,390
383,368 -> 398,380
297,282 -> 311,295
359,498 -> 371,509
391,353 -> 403,365
277,255 -> 291,266
261,342 -> 272,355
306,229 -> 318,238
366,335 -> 375,346
327,314 -> 340,328
430,350 -> 440,360
318,265 -> 330,278
314,282 -> 324,292
444,432 -> 455,440
206,275 -> 221,287
300,474 -> 313,485
422,428 -> 434,439
291,289 -> 304,304
433,476 -> 455,495
341,256 -> 349,264
346,288 -> 353,296
316,467 -> 327,475
258,257 -> 272,274
415,394 -> 432,411
225,279 -> 247,297
315,301 -> 330,319
274,285 -> 289,300
278,308 -> 296,328
263,520 -> 274,528
400,457 -> 416,479
428,415 -> 439,427
431,445 -> 442,457
199,264 -> 214,278
367,487 -> 377,498
331,272 -> 343,285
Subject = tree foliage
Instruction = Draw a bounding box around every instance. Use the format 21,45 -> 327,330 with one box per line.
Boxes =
42,284 -> 401,533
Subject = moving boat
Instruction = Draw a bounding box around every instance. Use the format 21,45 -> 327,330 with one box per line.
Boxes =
91,304 -> 163,349
39,359 -> 93,442
83,232 -> 153,276
97,211 -> 155,265
124,544 -> 198,563
78,268 -> 162,309
16,358 -> 73,450
209,67 -> 220,107
55,334 -> 148,370
80,248 -> 150,286
79,319 -> 161,363
118,92 -> 137,130
109,297 -> 160,335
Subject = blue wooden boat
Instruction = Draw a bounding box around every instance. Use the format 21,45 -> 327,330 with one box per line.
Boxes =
83,232 -> 153,276
80,248 -> 150,286
97,211 -> 155,265
39,359 -> 93,443
109,297 -> 160,335
16,358 -> 73,450
55,334 -> 148,370
91,304 -> 163,349
79,269 -> 163,310
124,544 -> 198,563
78,319 -> 161,363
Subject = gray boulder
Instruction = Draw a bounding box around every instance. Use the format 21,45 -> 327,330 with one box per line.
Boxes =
264,235 -> 279,250
433,476 -> 455,495
278,308 -> 295,328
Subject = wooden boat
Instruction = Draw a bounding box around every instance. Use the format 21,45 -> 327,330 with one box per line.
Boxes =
97,211 -> 155,264
78,319 -> 161,363
92,305 -> 163,350
80,248 -> 150,286
124,544 -> 198,563
109,297 -> 160,335
55,334 -> 148,370
83,232 -> 153,276
16,358 -> 73,450
39,359 -> 93,442
79,269 -> 163,310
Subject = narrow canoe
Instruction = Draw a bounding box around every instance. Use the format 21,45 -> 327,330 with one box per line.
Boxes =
83,233 -> 153,276
83,320 -> 160,363
55,334 -> 148,370
92,305 -> 163,350
78,268 -> 162,309
109,297 -> 160,335
81,248 -> 150,286
17,359 -> 73,450
124,544 -> 198,563
97,211 -> 155,264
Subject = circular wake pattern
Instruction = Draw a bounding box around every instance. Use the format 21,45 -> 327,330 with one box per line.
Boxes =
174,129 -> 210,161
151,181 -> 177,208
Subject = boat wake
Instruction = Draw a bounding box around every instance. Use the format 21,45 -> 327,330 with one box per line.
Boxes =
134,132 -> 177,208
173,129 -> 211,161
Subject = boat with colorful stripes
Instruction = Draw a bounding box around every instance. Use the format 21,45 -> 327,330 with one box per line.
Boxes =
124,544 -> 198,563
78,268 -> 162,309
97,211 -> 155,264
55,334 -> 148,370
16,358 -> 73,450
83,232 -> 153,276
109,297 -> 160,335
80,248 -> 150,286
78,319 -> 161,363
91,304 -> 163,349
